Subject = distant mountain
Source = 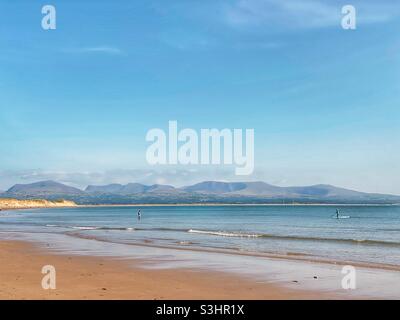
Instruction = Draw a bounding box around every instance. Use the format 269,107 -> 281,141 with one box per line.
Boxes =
85,183 -> 176,194
86,183 -> 147,194
234,182 -> 290,196
1,180 -> 400,205
146,184 -> 176,193
181,181 -> 393,199
182,181 -> 288,196
284,184 -> 368,198
180,181 -> 400,204
6,180 -> 84,196
182,181 -> 247,194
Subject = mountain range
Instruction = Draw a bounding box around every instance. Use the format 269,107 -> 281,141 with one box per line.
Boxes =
1,180 -> 399,205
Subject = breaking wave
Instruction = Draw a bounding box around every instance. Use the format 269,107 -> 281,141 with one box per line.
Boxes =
188,229 -> 261,238
44,225 -> 400,247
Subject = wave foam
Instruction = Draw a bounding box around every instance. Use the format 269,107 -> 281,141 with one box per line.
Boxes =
188,229 -> 261,238
72,226 -> 100,230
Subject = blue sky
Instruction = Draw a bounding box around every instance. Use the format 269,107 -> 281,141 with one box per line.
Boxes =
0,0 -> 399,193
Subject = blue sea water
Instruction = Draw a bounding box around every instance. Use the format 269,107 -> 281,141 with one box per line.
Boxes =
1,205 -> 400,266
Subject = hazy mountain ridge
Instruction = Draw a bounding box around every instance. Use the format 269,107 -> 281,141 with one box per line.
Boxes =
1,180 -> 399,205
7,180 -> 85,195
86,183 -> 178,195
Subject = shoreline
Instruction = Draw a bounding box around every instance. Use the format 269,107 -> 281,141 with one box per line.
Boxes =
68,228 -> 400,273
2,202 -> 397,212
0,240 -> 331,300
82,203 -> 397,207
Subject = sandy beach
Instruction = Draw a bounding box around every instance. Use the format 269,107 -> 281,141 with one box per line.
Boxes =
1,204 -> 400,300
0,240 -> 331,300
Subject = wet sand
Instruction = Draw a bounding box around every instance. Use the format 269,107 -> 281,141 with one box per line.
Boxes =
0,240 -> 332,300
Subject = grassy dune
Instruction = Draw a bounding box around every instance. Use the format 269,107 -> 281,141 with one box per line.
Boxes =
0,198 -> 77,210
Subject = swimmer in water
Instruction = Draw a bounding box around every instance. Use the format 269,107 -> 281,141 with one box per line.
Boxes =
137,209 -> 141,220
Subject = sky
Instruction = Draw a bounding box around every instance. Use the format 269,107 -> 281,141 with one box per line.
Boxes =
0,0 -> 399,194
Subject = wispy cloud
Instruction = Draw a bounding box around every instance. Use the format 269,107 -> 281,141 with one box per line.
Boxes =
64,46 -> 125,55
223,0 -> 400,30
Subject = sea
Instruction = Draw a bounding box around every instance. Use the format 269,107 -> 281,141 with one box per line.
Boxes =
1,205 -> 400,267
